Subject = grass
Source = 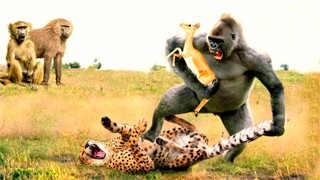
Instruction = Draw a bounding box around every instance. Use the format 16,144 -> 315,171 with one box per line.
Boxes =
0,69 -> 319,179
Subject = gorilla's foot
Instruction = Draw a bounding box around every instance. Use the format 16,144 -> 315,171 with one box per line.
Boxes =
142,130 -> 157,142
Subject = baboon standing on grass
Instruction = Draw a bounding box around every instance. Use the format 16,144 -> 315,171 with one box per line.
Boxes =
30,18 -> 73,85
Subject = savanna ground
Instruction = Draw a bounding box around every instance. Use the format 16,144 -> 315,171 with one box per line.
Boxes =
0,68 -> 319,179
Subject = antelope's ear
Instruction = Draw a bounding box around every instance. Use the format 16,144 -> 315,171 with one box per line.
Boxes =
195,23 -> 200,28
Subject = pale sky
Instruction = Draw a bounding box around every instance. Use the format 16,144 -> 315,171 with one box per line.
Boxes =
0,0 -> 319,72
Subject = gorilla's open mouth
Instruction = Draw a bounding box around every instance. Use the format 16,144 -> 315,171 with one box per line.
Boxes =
89,144 -> 106,159
213,51 -> 223,60
209,50 -> 223,60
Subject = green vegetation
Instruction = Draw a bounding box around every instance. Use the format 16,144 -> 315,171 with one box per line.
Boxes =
0,69 -> 319,179
150,64 -> 166,72
88,58 -> 102,70
62,61 -> 81,69
280,64 -> 289,71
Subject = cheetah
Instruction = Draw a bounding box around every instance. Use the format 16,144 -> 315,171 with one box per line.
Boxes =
79,116 -> 273,173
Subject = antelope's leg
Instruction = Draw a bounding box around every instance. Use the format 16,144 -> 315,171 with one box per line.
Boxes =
194,98 -> 209,115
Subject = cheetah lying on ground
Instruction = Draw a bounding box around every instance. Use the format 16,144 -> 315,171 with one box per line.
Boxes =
79,116 -> 273,173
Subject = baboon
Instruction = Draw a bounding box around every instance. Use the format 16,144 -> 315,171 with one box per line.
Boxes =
30,18 -> 73,85
5,21 -> 43,85
143,14 -> 285,162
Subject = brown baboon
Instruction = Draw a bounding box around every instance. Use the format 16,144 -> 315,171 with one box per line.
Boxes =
30,18 -> 73,85
5,21 -> 43,85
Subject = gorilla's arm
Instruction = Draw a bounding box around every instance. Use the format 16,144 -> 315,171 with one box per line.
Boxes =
165,33 -> 219,99
240,50 -> 285,136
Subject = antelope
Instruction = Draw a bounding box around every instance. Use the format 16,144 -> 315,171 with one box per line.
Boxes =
166,23 -> 217,115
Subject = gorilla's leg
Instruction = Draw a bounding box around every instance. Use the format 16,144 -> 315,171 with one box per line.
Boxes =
218,102 -> 253,162
143,84 -> 200,141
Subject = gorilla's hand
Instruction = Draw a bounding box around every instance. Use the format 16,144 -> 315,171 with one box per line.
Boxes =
204,79 -> 219,99
264,119 -> 285,136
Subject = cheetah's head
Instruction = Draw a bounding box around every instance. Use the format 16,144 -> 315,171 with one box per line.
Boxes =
79,140 -> 110,165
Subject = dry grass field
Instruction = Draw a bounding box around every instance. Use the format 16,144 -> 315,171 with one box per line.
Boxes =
0,69 -> 319,179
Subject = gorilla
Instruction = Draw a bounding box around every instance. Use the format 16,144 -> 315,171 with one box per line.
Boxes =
142,14 -> 285,162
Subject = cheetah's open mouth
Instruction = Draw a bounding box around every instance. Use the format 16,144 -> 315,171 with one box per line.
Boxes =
89,144 -> 106,159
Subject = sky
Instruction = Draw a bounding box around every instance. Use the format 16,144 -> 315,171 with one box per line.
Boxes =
0,0 -> 319,72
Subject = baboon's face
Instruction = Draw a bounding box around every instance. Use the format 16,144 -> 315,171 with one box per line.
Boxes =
15,26 -> 28,44
60,25 -> 72,39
